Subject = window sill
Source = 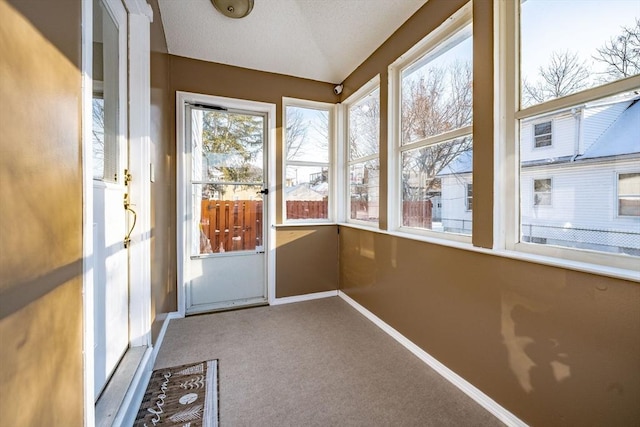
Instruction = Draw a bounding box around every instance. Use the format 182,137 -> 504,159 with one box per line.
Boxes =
275,222 -> 337,228
337,223 -> 640,282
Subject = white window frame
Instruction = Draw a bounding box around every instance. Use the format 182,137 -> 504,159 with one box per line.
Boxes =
344,75 -> 381,227
533,178 -> 552,207
388,2 -> 472,244
533,120 -> 552,149
497,0 -> 640,273
282,97 -> 335,224
466,182 -> 473,211
617,171 -> 640,218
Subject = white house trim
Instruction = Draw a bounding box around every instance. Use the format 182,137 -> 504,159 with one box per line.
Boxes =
82,0 -> 153,425
81,0 -> 95,424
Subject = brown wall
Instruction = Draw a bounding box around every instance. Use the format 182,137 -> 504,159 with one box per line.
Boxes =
340,228 -> 640,426
168,56 -> 340,298
0,0 -> 84,425
148,0 -> 177,342
275,226 -> 338,298
338,0 -> 640,426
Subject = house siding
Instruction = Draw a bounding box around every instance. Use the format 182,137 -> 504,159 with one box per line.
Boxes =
440,173 -> 473,233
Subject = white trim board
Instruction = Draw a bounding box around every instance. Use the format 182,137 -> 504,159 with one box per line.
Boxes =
338,291 -> 528,427
115,311 -> 183,426
270,290 -> 338,306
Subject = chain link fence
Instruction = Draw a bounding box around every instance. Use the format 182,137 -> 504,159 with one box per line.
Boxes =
522,223 -> 640,256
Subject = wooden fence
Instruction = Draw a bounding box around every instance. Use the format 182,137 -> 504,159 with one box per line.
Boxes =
402,200 -> 432,229
286,200 -> 328,220
200,199 -> 427,254
200,200 -> 263,253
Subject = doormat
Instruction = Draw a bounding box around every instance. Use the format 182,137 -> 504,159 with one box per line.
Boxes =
134,360 -> 219,427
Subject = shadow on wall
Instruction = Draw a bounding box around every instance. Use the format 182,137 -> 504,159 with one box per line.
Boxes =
339,227 -> 640,426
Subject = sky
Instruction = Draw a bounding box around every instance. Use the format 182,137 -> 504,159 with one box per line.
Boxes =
521,0 -> 640,83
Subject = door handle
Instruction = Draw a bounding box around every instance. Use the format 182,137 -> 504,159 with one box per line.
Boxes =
123,194 -> 137,248
257,188 -> 269,195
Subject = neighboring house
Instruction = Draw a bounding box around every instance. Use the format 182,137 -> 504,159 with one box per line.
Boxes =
438,150 -> 473,234
440,95 -> 640,254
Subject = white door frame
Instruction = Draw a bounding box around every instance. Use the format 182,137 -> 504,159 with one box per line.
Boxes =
176,92 -> 277,316
82,0 -> 152,425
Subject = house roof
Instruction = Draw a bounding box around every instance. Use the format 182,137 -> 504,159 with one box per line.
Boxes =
437,150 -> 473,176
578,100 -> 640,160
285,184 -> 325,201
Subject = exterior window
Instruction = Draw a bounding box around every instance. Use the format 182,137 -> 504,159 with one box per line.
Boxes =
618,173 -> 640,217
393,5 -> 473,239
533,179 -> 552,206
515,0 -> 640,261
347,85 -> 380,224
466,183 -> 473,211
283,101 -> 332,222
533,121 -> 552,148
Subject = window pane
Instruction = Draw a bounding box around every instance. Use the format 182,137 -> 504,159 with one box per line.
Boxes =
520,93 -> 640,255
619,173 -> 640,217
94,0 -> 119,182
401,24 -> 472,144
521,0 -> 640,108
349,88 -> 380,160
285,106 -> 329,163
285,165 -> 328,220
191,110 -> 264,183
92,97 -> 105,178
401,136 -> 472,235
192,183 -> 264,256
349,159 -> 379,223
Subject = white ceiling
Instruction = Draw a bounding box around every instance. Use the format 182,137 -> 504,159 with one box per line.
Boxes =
157,0 -> 428,83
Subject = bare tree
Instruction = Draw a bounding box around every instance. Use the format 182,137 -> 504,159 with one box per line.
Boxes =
401,60 -> 473,200
593,19 -> 640,82
522,51 -> 591,107
348,91 -> 380,160
285,107 -> 308,160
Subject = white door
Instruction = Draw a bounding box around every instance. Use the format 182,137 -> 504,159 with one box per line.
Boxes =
184,103 -> 269,314
92,0 -> 130,399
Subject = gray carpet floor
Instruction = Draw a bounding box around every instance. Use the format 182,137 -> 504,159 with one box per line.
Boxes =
154,297 -> 504,426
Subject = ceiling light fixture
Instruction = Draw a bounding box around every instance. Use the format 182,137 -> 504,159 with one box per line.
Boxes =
211,0 -> 254,19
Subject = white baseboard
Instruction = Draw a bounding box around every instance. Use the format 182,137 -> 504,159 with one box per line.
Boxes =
338,291 -> 528,427
114,311 -> 183,426
270,290 -> 338,306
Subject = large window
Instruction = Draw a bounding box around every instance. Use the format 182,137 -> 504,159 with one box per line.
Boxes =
533,121 -> 552,148
618,173 -> 640,217
391,5 -> 472,239
346,82 -> 380,225
533,178 -> 552,207
283,100 -> 333,222
512,0 -> 640,263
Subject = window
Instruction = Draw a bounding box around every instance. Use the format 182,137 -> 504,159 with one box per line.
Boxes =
507,0 -> 640,266
533,179 -> 552,206
391,4 -> 472,239
533,121 -> 552,148
346,82 -> 380,225
283,100 -> 333,222
466,183 -> 473,211
618,173 -> 640,217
